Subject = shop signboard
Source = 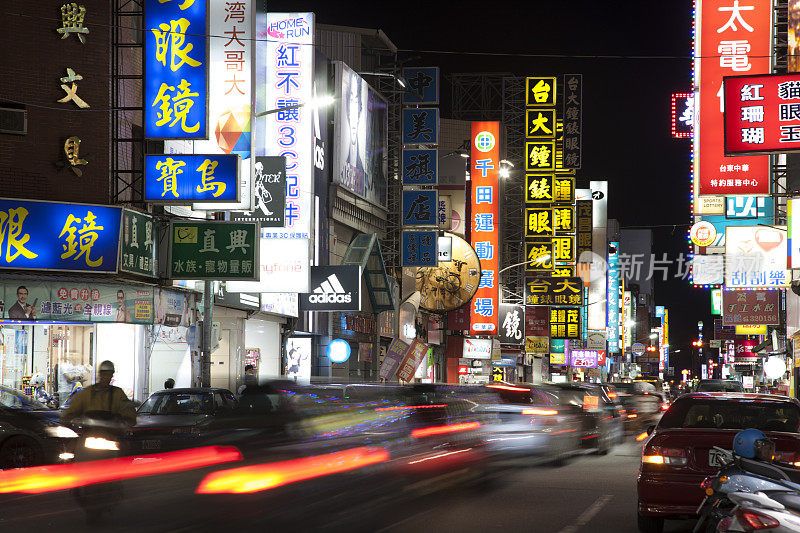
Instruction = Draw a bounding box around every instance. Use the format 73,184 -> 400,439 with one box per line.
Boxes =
437,195 -> 452,230
607,241 -> 620,353
694,0 -> 770,198
144,0 -> 207,139
790,198 -> 800,269
120,209 -> 157,277
227,237 -> 309,293
154,287 -> 195,326
144,154 -> 240,204
734,339 -> 758,364
714,318 -> 737,340
230,156 -> 286,227
525,306 -> 549,336
724,72 -> 800,154
722,289 -> 779,325
570,349 -> 599,368
402,108 -> 439,145
550,307 -> 581,339
562,74 -> 582,169
576,200 -> 592,260
586,330 -> 606,350
550,352 -> 566,365
379,337 -> 409,379
0,282 -> 154,324
695,200 -> 775,251
402,67 -> 439,105
402,190 -> 438,226
285,337 -> 311,383
525,277 -> 584,306
0,199 -> 121,274
402,149 -> 437,185
736,324 -> 768,335
169,221 -> 258,281
397,338 -> 429,381
333,62 -> 389,207
498,304 -> 525,345
463,337 -> 492,359
469,122 -> 500,336
711,288 -> 722,315
693,255 -> 725,286
551,338 -> 566,353
263,12 -> 314,258
299,265 -> 361,312
525,335 -> 549,353
190,0 -> 253,211
260,292 -> 299,317
725,226 -> 789,288
671,92 -> 694,138
401,230 -> 437,267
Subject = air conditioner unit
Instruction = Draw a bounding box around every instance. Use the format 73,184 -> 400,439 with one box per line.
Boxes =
0,107 -> 27,135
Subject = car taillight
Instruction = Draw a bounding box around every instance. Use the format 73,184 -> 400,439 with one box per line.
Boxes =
774,451 -> 797,464
736,508 -> 780,530
660,403 -> 670,412
642,445 -> 688,466
521,408 -> 558,416
628,413 -> 638,419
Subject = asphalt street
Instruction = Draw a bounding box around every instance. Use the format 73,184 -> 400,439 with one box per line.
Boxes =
378,440 -> 698,533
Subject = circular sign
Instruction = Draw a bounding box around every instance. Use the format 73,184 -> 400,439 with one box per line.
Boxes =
416,233 -> 482,312
632,342 -> 646,355
327,339 -> 351,364
690,221 -> 717,247
474,131 -> 496,153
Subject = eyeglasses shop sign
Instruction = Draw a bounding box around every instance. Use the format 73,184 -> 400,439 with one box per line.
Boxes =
299,265 -> 361,311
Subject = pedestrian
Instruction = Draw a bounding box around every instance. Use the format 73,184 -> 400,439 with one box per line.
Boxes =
238,364 -> 257,395
164,378 -> 175,389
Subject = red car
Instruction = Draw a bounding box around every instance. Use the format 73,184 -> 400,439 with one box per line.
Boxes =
637,392 -> 800,533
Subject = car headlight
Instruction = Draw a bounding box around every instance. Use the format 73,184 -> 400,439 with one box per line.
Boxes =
45,425 -> 79,439
84,437 -> 119,451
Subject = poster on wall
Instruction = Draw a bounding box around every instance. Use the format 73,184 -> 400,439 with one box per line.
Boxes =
154,288 -> 195,327
285,337 -> 311,383
333,62 -> 389,208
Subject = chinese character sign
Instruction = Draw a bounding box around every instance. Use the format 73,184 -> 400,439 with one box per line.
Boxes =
120,209 -> 157,277
722,288 -> 779,325
402,67 -> 439,105
403,108 -> 439,144
144,154 -> 240,203
576,200 -> 593,261
402,190 -> 438,226
550,307 -> 581,339
191,0 -> 253,211
607,242 -> 620,353
562,74 -> 582,169
725,225 -> 790,288
695,0 -> 770,197
525,277 -> 584,306
724,72 -> 800,154
570,349 -> 599,368
144,0 -> 207,139
169,221 -> 258,280
671,92 -> 694,138
526,77 -> 557,106
470,121 -> 500,335
397,338 -> 429,382
402,149 -> 438,185
265,12 -> 314,239
498,304 -> 525,345
0,199 -> 121,273
402,230 -> 437,267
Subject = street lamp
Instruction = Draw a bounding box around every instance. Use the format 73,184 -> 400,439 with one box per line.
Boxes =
357,71 -> 408,88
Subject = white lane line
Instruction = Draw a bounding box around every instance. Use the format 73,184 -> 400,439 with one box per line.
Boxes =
556,494 -> 614,533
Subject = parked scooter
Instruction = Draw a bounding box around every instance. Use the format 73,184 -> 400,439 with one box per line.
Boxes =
717,491 -> 800,532
69,412 -> 129,524
694,429 -> 800,533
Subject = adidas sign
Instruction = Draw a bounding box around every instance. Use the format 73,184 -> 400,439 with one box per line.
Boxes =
308,274 -> 352,304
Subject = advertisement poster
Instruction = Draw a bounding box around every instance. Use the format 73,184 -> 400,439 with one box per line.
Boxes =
231,156 -> 285,227
333,62 -> 388,208
725,226 -> 789,288
285,337 -> 311,383
155,288 -> 194,327
397,338 -> 428,382
379,337 -> 409,379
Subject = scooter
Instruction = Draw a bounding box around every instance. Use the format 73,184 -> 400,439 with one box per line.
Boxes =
717,491 -> 800,532
694,447 -> 800,533
69,412 -> 128,524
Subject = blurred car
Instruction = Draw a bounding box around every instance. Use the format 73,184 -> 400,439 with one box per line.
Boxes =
128,387 -> 239,453
0,385 -> 78,468
695,379 -> 745,393
551,382 -> 624,454
479,382 -> 582,464
610,382 -> 664,433
637,392 -> 800,532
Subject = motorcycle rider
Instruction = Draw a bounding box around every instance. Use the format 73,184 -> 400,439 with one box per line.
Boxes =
62,360 -> 137,426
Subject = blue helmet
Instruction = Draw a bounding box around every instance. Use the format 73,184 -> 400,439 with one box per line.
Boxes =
734,429 -> 769,459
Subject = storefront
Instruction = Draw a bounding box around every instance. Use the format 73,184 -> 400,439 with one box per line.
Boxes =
331,312 -> 378,379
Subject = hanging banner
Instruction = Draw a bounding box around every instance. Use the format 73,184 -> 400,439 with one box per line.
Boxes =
397,338 -> 429,381
144,0 -> 207,139
470,122 -> 500,335
379,337 -> 409,379
694,0 -> 771,198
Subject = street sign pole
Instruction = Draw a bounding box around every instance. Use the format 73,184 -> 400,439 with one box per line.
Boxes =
202,279 -> 213,387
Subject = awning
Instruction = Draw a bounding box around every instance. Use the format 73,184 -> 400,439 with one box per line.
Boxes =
342,234 -> 395,313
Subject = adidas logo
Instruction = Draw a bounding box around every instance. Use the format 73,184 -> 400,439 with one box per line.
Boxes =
308,274 -> 352,304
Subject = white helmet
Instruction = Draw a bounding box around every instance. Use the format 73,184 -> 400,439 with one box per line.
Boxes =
30,373 -> 45,388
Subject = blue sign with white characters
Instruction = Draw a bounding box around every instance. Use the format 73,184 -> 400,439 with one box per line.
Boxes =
402,149 -> 438,185
402,231 -> 437,267
402,190 -> 438,226
144,0 -> 207,139
402,108 -> 439,145
0,198 -> 122,273
725,196 -> 773,219
145,154 -> 239,204
402,67 -> 439,105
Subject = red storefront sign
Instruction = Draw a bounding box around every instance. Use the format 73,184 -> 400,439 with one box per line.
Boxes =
722,288 -> 780,325
525,305 -> 549,337
724,73 -> 800,154
469,122 -> 500,335
734,339 -> 758,364
695,0 -> 771,197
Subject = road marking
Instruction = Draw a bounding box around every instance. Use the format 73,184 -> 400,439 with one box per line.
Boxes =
556,494 -> 613,533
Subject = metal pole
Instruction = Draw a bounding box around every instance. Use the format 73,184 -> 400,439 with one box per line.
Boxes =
201,280 -> 213,387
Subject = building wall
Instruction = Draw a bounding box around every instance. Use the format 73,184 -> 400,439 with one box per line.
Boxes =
0,1 -> 110,203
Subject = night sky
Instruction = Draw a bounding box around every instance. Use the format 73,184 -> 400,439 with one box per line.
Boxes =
269,0 -> 705,372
